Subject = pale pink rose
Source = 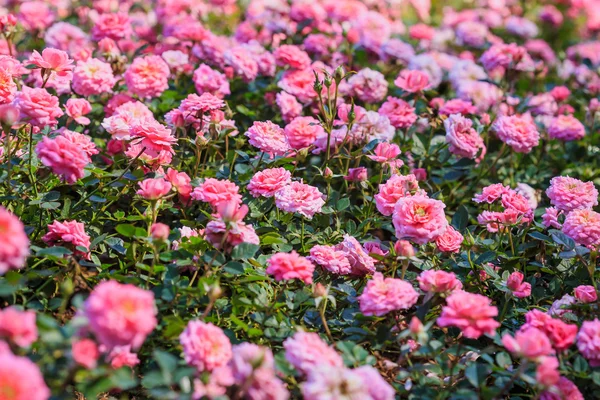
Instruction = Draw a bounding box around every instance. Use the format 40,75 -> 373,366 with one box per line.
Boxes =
14,86 -> 63,128
368,142 -> 401,163
501,190 -> 534,223
161,50 -> 189,74
348,68 -> 388,103
577,319 -> 600,366
193,64 -> 230,99
506,271 -> 532,298
546,176 -> 598,212
92,12 -> 132,41
108,345 -> 140,369
437,291 -> 500,339
536,356 -> 560,388
224,46 -> 258,82
284,116 -> 324,150
542,207 -> 563,229
393,195 -> 448,245
378,96 -> 417,129
125,56 -> 170,99
359,272 -> 419,316
375,174 -> 423,216
439,99 -> 477,116
277,68 -> 317,104
273,44 -> 311,70
308,245 -> 352,275
0,307 -> 37,347
444,114 -> 486,161
0,352 -> 50,400
563,209 -> 600,248
229,342 -> 274,381
28,48 -> 74,78
245,120 -> 290,157
502,328 -> 554,361
435,226 -> 464,253
575,285 -> 597,303
35,135 -> 88,184
274,182 -> 325,219
72,339 -> 100,369
266,251 -> 315,284
59,130 -> 97,159
0,207 -> 29,274
418,270 -> 462,294
137,178 -> 172,200
549,294 -> 576,318
528,93 -> 558,116
355,365 -> 395,400
72,58 -> 116,96
191,178 -> 242,209
247,168 -> 292,198
492,114 -> 540,153
548,115 -> 586,141
18,1 -> 55,32
480,43 -> 529,72
283,331 -> 343,375
0,68 -> 16,105
130,118 -> 177,157
540,377 -> 583,400
344,167 -> 368,182
302,366 -> 368,400
192,366 -> 234,400
43,220 -> 91,258
65,98 -> 92,125
348,111 -> 395,143
335,235 -> 377,275
204,203 -> 259,251
276,91 -> 302,123
394,70 -> 430,93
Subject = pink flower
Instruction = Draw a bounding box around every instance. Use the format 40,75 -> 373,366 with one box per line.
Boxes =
193,64 -> 230,99
284,116 -> 324,150
18,1 -> 54,32
542,207 -> 563,229
28,48 -> 74,78
395,240 -> 416,257
548,115 -> 586,141
368,142 -> 401,163
276,91 -> 302,123
418,270 -> 463,294
191,178 -> 242,209
393,195 -> 448,245
543,318 -> 578,352
506,272 -> 532,298
273,45 -> 311,70
546,176 -> 598,212
563,209 -> 600,248
125,56 -> 170,99
60,130 -> 98,159
308,245 -> 351,275
473,183 -> 511,204
0,68 -> 16,105
44,22 -> 89,54
278,68 -> 317,104
577,319 -> 600,366
375,174 -> 422,216
150,223 -> 170,241
65,99 -> 92,125
359,272 -> 419,316
439,99 -> 477,116
283,331 -> 343,375
166,168 -> 192,200
0,307 -> 37,347
0,207 -> 29,274
266,251 -> 315,284
394,70 -> 430,93
108,345 -> 140,369
204,205 -> 259,251
137,178 -> 172,201
0,352 -> 50,400
14,86 -> 63,128
480,43 -> 529,72
379,97 -> 418,129
72,58 -> 116,96
575,285 -> 597,303
130,118 -> 177,157
536,356 -> 560,388
192,366 -> 234,400
435,226 -> 464,253
540,377 -> 583,400
224,46 -> 258,82
245,120 -> 290,157
274,181 -> 325,219
335,235 -> 376,275
502,328 -> 554,361
437,291 -> 500,339
92,12 -> 132,41
492,114 -> 540,153
179,93 -> 225,118
348,68 -> 388,103
35,136 -> 88,184
444,114 -> 486,161
344,167 -> 368,182
83,280 -> 157,350
180,321 -> 232,372
302,366 -> 368,400
355,365 -> 395,400
248,168 -> 292,198
72,339 -> 100,369
549,294 -> 576,318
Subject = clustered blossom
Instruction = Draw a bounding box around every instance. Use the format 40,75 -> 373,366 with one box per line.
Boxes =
474,184 -> 534,233
266,251 -> 315,284
274,181 -> 325,219
42,220 -> 91,258
437,291 -> 500,339
358,272 -> 419,316
0,207 -> 29,274
393,195 -> 448,245
180,321 -> 232,372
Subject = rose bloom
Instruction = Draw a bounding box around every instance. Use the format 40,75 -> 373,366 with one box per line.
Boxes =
245,120 -> 290,157
439,99 -> 478,116
540,377 -> 583,400
283,331 -> 344,375
355,365 -> 395,400
83,280 -> 157,350
92,12 -> 132,41
302,366 -> 369,400
130,118 -> 177,157
542,318 -> 578,352
473,183 -> 511,204
14,86 -> 63,128
379,96 -> 418,129
536,356 -> 560,388
437,291 -> 500,339
344,167 -> 368,182
28,48 -> 74,78
277,68 -> 318,104
193,64 -> 230,99
395,240 -> 416,257
266,251 -> 315,284
65,98 -> 92,125
72,338 -> 100,369
180,321 -> 232,371
506,271 -> 532,298
375,174 -> 422,216
577,319 -> 600,366
549,294 -> 576,318
137,178 -> 172,200
546,176 -> 598,212
0,307 -> 37,347
562,209 -> 600,248
502,328 -> 554,361
276,91 -> 302,123
35,135 -> 88,184
150,223 -> 170,241
418,270 -> 463,294
368,142 -> 401,163
0,207 -> 29,274
347,68 -> 388,103
247,168 -> 292,198
273,44 -> 311,70
395,69 -> 430,93
274,181 -> 325,219
575,285 -> 597,303
393,195 -> 448,245
60,130 -> 97,159
42,219 -> 90,259
191,178 -> 242,209
224,46 -> 258,82
284,116 -> 324,150
335,235 -> 376,275
435,226 -> 464,253
492,114 -> 540,153
125,55 -> 170,99
72,58 -> 116,96
230,342 -> 274,381
0,68 -> 16,105
0,352 -> 51,400
108,345 -> 140,369
358,272 -> 419,316
308,245 -> 351,275
548,115 -> 586,141
444,114 -> 486,161
542,207 -> 563,229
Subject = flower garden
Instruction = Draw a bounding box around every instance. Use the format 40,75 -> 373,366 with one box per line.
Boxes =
2,0 -> 600,399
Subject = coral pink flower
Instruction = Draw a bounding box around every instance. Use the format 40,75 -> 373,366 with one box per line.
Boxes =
548,115 -> 586,141
437,291 -> 500,339
35,135 -> 88,184
368,142 -> 401,163
283,331 -> 343,375
393,195 -> 448,245
276,91 -> 302,123
284,116 -> 324,150
125,56 -> 170,99
473,183 -> 511,204
444,114 -> 486,161
14,86 -> 63,128
577,319 -> 600,366
563,209 -> 600,248
435,226 -> 464,253
72,58 -> 116,96
180,321 -> 232,371
166,168 -> 192,199
266,251 -> 315,284
92,12 -> 132,41
150,223 -> 170,241
60,130 -> 98,159
130,118 -> 177,156
359,272 -> 419,316
540,377 -> 583,400
308,245 -> 352,275
506,272 -> 532,298
0,68 -> 16,105
65,98 -> 92,125
575,285 -> 597,303
191,178 -> 242,209
72,339 -> 100,369
0,207 -> 29,275
536,356 -> 560,388
193,64 -> 230,99
43,220 -> 91,258
28,48 -> 74,78
395,70 -> 430,93
347,68 -> 388,103
245,120 -> 290,157
502,328 -> 554,361
273,45 -> 311,70
546,176 -> 598,212
278,68 -> 317,104
543,318 -> 578,352
248,168 -> 292,198
492,114 -> 540,153
108,345 -> 140,369
418,270 -> 463,294
379,97 -> 417,129
375,174 -> 423,216
137,178 -> 172,200
83,280 -> 157,350
274,181 -> 325,219
0,352 -> 50,400
0,307 -> 37,347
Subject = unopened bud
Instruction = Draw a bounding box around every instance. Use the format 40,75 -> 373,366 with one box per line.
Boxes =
409,317 -> 424,334
394,240 -> 415,257
313,283 -> 328,298
334,66 -> 345,83
209,283 -> 223,300
150,222 -> 170,241
323,167 -> 333,178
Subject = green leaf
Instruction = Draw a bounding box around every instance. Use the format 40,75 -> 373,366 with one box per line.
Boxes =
451,205 -> 469,231
153,350 -> 178,384
36,246 -> 72,257
465,363 -> 491,388
231,243 -> 259,260
116,224 -> 137,238
223,261 -> 245,275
